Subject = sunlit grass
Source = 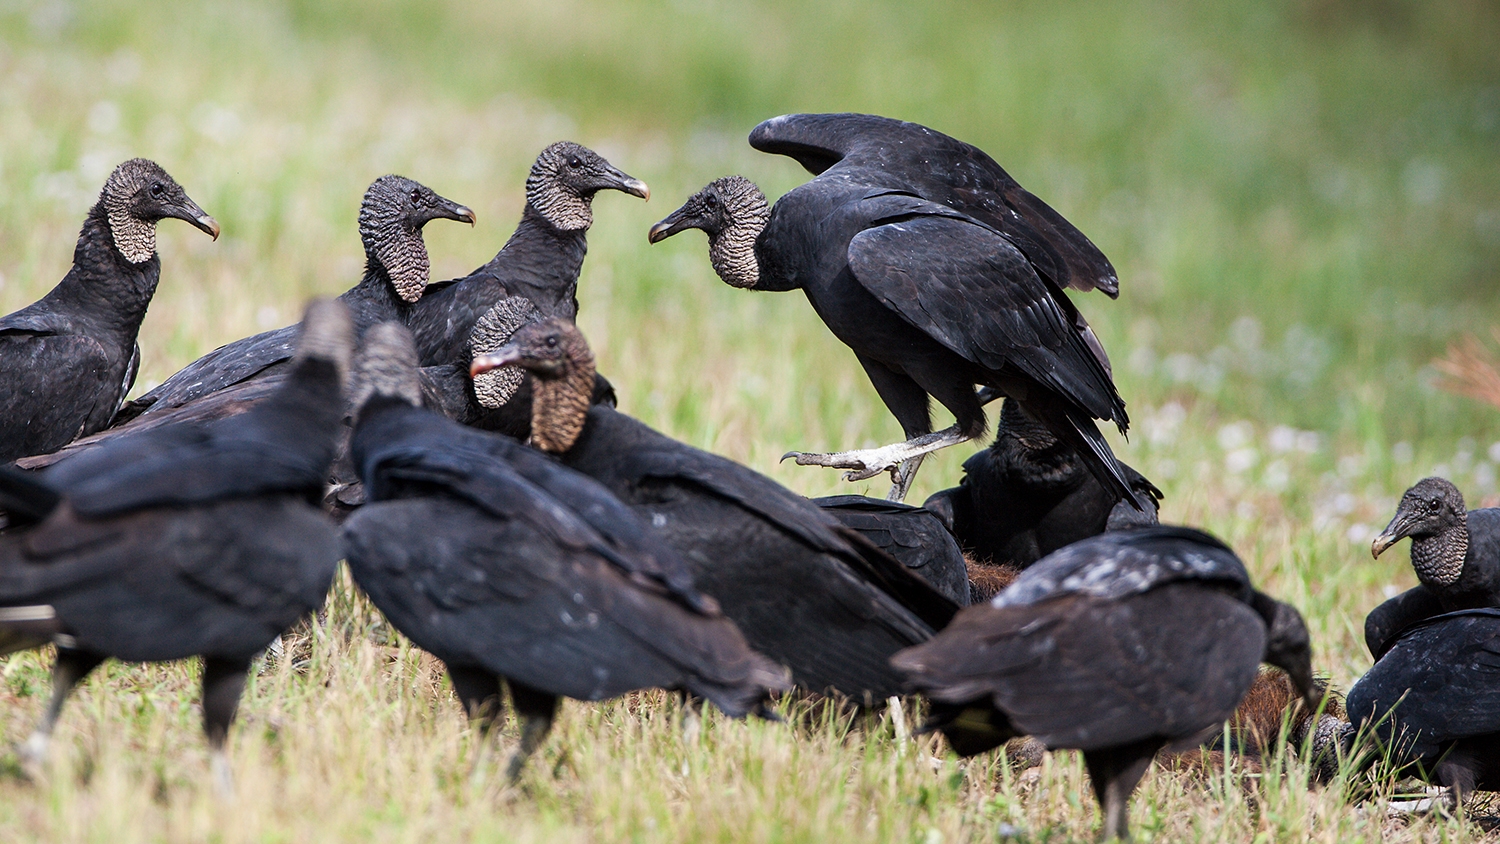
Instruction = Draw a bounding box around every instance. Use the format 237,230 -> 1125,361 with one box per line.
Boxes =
2,0 -> 1499,840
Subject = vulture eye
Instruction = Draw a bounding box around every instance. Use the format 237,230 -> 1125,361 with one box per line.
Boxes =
545,335 -> 559,348
149,182 -> 165,199
704,193 -> 719,210
410,189 -> 424,204
567,156 -> 583,169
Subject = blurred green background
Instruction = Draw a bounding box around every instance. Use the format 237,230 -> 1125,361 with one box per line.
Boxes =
3,3 -> 1500,836
1,0 -> 1498,526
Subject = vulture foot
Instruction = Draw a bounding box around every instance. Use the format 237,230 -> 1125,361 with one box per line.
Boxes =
781,425 -> 973,501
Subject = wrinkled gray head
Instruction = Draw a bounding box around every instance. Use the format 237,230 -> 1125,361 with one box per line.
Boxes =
648,175 -> 770,289
1372,477 -> 1466,556
525,141 -> 649,232
291,299 -> 356,389
468,296 -> 543,409
100,158 -> 219,264
358,175 -> 476,305
350,321 -> 423,412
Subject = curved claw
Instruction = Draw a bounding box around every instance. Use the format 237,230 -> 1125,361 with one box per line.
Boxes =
780,451 -> 803,464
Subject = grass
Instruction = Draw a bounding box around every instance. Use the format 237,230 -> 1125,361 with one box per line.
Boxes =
1,0 -> 1499,839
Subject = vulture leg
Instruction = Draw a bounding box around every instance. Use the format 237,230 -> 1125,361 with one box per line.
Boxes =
201,656 -> 250,798
1084,741 -> 1159,841
19,647 -> 105,771
782,425 -> 973,501
504,679 -> 560,782
449,665 -> 506,736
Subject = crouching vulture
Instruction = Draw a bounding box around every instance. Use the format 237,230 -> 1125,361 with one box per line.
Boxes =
0,299 -> 349,793
924,399 -> 1162,573
1347,608 -> 1500,806
893,526 -> 1316,841
342,323 -> 787,779
471,318 -> 959,703
0,158 -> 217,463
649,113 -> 1133,504
1364,477 -> 1500,658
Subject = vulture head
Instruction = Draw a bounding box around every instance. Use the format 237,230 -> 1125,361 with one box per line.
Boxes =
358,175 -> 475,305
1372,476 -> 1469,586
471,317 -> 594,454
100,158 -> 219,264
649,176 -> 770,289
526,142 -> 649,232
291,298 -> 356,389
350,321 -> 425,416
467,296 -> 543,410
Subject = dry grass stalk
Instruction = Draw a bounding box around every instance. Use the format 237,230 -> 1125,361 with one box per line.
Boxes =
1434,328 -> 1500,410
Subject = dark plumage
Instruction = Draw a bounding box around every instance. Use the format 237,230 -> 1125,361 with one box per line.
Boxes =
1347,608 -> 1500,803
1365,477 -> 1500,658
16,175 -> 472,475
813,495 -> 970,605
342,323 -> 786,779
471,318 -> 959,703
649,113 -> 1132,503
113,174 -> 473,422
406,142 -> 648,368
0,299 -> 348,792
0,159 -> 217,462
894,526 -> 1315,841
924,399 -> 1162,570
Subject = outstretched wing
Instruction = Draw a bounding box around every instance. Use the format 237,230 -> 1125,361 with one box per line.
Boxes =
750,112 -> 1117,296
845,196 -> 1124,427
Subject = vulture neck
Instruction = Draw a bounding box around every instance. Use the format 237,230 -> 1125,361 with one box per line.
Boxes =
477,204 -> 588,319
42,209 -> 160,337
530,347 -> 596,455
708,183 -> 772,290
1409,520 -> 1468,589
341,263 -> 415,330
709,224 -> 763,290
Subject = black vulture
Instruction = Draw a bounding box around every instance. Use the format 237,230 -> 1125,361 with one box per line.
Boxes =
341,322 -> 787,779
0,159 -> 217,463
109,174 -> 473,423
812,494 -> 970,606
1347,608 -> 1500,805
405,142 -> 648,368
648,113 -> 1132,503
0,299 -> 349,792
431,293 -> 617,439
15,175 -> 473,474
1365,477 -> 1500,658
893,526 -> 1316,841
471,318 -> 959,703
923,399 -> 1162,570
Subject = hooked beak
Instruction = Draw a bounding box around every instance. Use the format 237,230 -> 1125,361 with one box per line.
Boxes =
603,166 -> 650,201
470,343 -> 522,378
648,205 -> 696,244
164,194 -> 220,240
431,195 -> 477,226
1371,512 -> 1414,558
